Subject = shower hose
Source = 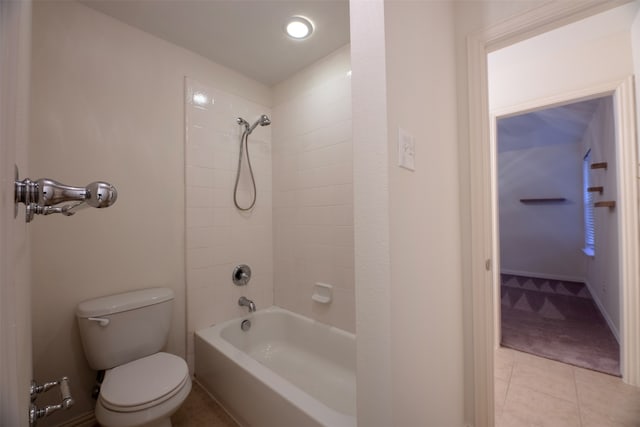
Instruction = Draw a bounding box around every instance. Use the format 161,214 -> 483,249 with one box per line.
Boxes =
233,129 -> 257,211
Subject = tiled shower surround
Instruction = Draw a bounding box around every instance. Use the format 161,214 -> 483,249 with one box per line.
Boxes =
272,46 -> 354,332
185,78 -> 274,369
185,46 -> 353,370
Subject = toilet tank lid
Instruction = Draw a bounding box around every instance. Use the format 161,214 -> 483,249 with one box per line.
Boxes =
76,288 -> 174,318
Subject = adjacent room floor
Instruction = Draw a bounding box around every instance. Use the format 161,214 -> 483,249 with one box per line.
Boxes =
495,346 -> 640,427
500,273 -> 620,376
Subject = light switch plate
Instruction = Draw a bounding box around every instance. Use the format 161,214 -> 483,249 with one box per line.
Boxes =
398,128 -> 415,171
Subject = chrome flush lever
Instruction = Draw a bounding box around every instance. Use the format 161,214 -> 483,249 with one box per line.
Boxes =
88,316 -> 110,326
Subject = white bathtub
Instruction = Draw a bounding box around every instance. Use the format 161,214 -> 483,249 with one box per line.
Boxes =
194,306 -> 356,427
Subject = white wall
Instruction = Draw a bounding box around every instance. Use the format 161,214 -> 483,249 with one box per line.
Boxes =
581,97 -> 620,337
384,2 -> 463,425
29,2 -> 269,424
350,1 -> 392,425
633,8 -> 640,158
184,79 -> 273,371
498,137 -> 585,281
0,1 -> 32,425
272,45 -> 354,332
488,3 -> 637,112
351,1 -> 464,425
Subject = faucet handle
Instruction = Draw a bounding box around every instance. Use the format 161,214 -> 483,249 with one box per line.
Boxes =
232,264 -> 251,286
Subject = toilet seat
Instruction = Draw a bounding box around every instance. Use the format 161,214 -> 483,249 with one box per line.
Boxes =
99,352 -> 189,413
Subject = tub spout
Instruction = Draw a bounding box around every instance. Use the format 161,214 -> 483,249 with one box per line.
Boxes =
238,296 -> 256,313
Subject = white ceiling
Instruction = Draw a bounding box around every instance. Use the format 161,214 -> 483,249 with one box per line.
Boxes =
498,97 -> 607,152
80,0 -> 350,86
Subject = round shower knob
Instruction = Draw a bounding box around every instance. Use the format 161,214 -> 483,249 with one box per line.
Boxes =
232,264 -> 251,286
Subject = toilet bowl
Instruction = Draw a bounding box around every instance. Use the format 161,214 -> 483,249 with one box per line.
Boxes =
95,353 -> 192,427
76,288 -> 191,427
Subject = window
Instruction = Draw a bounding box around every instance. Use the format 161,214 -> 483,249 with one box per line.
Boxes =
583,150 -> 595,256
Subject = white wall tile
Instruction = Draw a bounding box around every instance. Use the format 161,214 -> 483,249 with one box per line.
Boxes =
185,78 -> 273,370
272,46 -> 354,331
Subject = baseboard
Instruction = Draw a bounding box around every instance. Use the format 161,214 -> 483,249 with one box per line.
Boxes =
583,280 -> 620,344
500,269 -> 585,283
55,411 -> 96,427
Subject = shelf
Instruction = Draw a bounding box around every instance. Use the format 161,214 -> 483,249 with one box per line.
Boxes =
591,162 -> 608,170
587,186 -> 603,194
520,198 -> 566,204
595,201 -> 616,208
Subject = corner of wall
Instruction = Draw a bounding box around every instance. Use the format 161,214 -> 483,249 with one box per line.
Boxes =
631,8 -> 640,145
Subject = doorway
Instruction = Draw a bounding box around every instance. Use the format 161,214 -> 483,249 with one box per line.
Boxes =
467,2 -> 640,426
495,96 -> 621,376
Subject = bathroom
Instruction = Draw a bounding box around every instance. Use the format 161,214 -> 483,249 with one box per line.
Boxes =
3,1 -> 640,427
20,0 -> 465,424
28,0 -> 354,425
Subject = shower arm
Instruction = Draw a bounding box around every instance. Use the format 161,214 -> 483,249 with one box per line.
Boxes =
14,172 -> 118,223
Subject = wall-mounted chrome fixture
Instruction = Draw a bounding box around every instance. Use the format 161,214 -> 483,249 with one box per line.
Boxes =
238,296 -> 256,313
15,167 -> 118,223
232,264 -> 251,286
30,376 -> 74,426
234,115 -> 271,211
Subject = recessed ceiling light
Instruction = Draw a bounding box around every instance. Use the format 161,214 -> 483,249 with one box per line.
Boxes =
285,16 -> 313,40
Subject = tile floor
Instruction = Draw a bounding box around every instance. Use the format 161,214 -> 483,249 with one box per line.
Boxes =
495,346 -> 640,427
175,350 -> 640,427
171,381 -> 238,427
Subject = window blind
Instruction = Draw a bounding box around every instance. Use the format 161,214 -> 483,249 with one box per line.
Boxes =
583,150 -> 595,255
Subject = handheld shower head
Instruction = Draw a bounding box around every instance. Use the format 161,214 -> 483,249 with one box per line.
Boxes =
259,114 -> 271,127
239,114 -> 271,134
233,113 -> 271,212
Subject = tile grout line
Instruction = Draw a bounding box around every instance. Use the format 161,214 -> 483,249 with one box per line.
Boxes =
497,350 -> 515,422
572,366 -> 585,427
503,356 -> 513,410
510,351 -> 583,410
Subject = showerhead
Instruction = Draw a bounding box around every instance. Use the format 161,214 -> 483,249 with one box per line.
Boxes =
258,114 -> 271,127
239,114 -> 271,134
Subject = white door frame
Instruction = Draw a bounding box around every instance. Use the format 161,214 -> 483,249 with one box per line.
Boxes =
466,1 -> 639,426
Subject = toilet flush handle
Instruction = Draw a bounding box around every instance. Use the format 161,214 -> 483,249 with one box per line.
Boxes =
87,317 -> 110,327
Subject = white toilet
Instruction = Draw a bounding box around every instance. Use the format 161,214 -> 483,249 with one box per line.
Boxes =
76,288 -> 191,427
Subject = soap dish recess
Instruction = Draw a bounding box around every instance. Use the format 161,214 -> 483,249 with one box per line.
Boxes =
312,283 -> 332,304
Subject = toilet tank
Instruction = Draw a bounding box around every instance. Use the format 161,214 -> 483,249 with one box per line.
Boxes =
76,287 -> 174,370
